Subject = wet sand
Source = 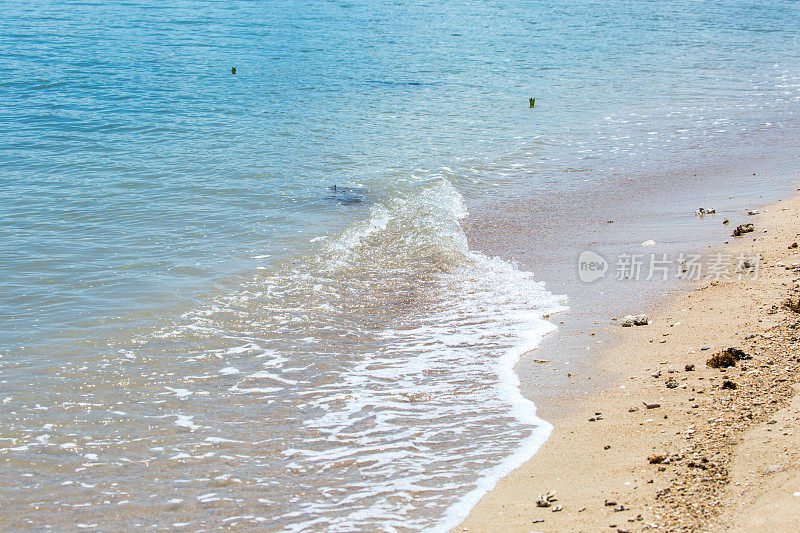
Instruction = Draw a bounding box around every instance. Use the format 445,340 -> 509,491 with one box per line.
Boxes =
463,152 -> 799,418
456,187 -> 800,530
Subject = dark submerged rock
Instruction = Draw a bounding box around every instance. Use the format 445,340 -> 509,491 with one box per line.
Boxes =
327,185 -> 366,206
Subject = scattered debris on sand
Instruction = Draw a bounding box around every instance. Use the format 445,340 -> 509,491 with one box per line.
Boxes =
733,223 -> 754,236
784,298 -> 800,313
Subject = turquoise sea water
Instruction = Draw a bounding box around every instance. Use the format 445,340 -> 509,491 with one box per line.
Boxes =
1,1 -> 799,530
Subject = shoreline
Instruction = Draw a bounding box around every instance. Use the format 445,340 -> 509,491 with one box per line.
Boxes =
457,183 -> 800,531
463,149 -> 800,422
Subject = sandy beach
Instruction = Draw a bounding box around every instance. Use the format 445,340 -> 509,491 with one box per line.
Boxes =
457,187 -> 800,531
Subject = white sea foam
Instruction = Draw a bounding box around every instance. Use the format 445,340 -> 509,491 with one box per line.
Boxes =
274,178 -> 566,530
426,253 -> 564,532
0,178 -> 565,531
173,415 -> 200,431
164,387 -> 192,399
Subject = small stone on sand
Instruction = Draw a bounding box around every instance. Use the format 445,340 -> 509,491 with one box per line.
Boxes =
621,314 -> 650,327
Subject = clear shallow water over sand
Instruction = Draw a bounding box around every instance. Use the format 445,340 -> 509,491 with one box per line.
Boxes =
1,0 -> 800,530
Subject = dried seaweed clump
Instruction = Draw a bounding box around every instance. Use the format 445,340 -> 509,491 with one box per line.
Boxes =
784,298 -> 800,313
733,223 -> 754,237
707,352 -> 736,369
707,347 -> 749,369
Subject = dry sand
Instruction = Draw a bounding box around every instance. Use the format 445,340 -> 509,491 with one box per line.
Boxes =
456,191 -> 800,532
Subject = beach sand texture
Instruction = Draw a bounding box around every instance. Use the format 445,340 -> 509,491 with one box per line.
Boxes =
457,190 -> 800,531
